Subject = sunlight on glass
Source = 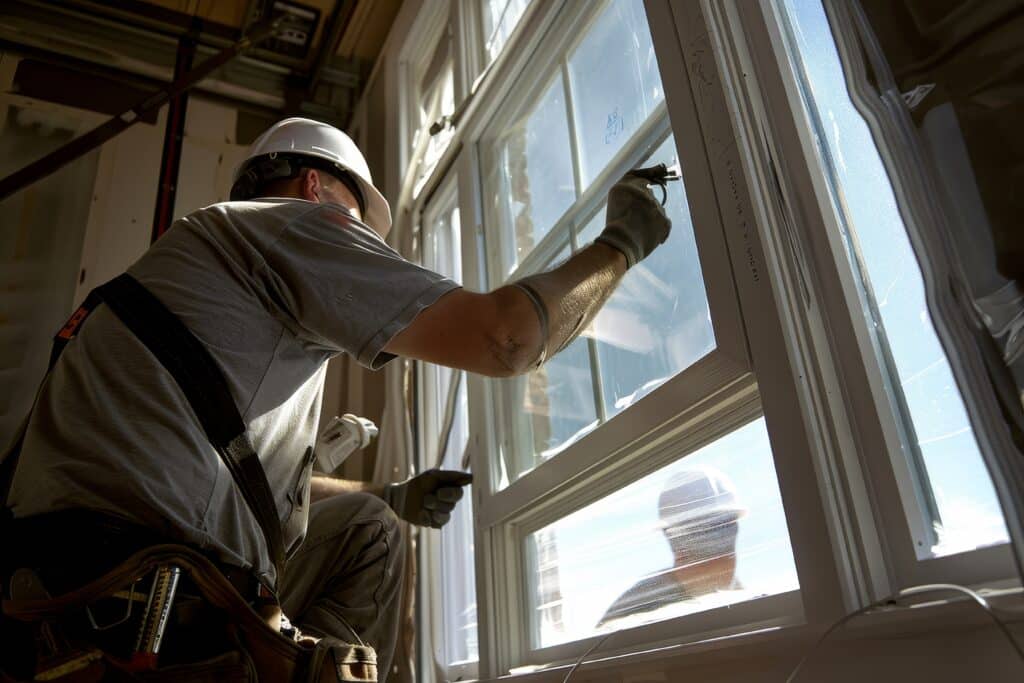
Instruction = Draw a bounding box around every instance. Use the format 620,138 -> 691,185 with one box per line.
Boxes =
779,0 -> 1008,556
482,0 -> 533,62
482,73 -> 576,275
567,0 -> 664,187
414,66 -> 456,197
526,418 -> 798,648
578,135 -> 715,418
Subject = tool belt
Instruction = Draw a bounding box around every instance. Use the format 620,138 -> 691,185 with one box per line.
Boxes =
1,544 -> 377,683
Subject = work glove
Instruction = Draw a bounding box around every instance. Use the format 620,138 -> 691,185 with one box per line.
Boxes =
382,469 -> 473,528
595,165 -> 673,268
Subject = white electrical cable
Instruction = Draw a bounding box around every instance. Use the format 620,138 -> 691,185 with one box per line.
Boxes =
562,632 -> 616,683
785,583 -> 1024,682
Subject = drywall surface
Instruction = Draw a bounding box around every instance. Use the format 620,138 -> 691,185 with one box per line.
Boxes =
0,96 -> 103,448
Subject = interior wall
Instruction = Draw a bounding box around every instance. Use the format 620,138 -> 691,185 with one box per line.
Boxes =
0,51 -> 165,449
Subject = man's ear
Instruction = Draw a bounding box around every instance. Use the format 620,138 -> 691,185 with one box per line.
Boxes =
299,168 -> 323,202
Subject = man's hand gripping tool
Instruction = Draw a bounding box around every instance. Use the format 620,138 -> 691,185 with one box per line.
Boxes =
626,163 -> 681,206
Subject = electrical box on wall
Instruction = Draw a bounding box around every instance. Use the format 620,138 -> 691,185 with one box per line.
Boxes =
260,1 -> 321,59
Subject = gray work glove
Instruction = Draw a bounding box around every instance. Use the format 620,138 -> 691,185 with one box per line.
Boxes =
382,469 -> 473,528
595,167 -> 672,268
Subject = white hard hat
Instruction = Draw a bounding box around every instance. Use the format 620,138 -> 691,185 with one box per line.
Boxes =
231,117 -> 392,238
657,465 -> 746,532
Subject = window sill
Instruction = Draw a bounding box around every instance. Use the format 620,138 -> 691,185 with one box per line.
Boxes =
476,584 -> 1024,683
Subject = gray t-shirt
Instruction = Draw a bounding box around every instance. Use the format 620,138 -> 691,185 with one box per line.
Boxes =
8,198 -> 458,586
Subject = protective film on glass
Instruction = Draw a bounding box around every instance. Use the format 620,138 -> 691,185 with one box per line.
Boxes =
525,418 -> 798,649
482,72 -> 576,276
567,0 -> 664,188
780,0 -> 1008,556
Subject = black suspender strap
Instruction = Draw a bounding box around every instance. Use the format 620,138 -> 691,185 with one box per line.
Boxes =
1,274 -> 286,581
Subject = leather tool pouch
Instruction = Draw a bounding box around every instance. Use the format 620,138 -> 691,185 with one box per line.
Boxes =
1,545 -> 376,683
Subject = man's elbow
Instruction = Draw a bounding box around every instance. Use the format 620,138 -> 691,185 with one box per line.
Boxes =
476,287 -> 544,378
483,332 -> 539,378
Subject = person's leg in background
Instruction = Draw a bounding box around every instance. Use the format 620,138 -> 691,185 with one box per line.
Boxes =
279,492 -> 406,680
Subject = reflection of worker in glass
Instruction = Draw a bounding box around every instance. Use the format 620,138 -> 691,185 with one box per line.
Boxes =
599,466 -> 745,625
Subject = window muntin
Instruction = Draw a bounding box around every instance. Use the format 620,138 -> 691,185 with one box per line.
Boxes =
777,0 -> 1009,557
524,417 -> 798,649
481,0 -> 533,63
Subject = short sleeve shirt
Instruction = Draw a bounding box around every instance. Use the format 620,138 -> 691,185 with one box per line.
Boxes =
8,198 -> 459,585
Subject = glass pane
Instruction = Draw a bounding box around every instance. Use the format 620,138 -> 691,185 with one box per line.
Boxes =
421,194 -> 478,665
779,0 -> 1008,556
567,0 -> 664,186
481,73 -> 576,276
525,418 -> 798,648
414,65 -> 456,197
499,338 -> 599,481
482,0 -> 533,61
439,377 -> 477,665
497,245 -> 601,482
578,135 -> 715,417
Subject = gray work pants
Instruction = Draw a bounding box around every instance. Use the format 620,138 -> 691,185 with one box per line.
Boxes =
278,492 -> 405,682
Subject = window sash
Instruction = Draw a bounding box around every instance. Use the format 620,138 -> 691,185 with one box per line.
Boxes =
472,1 -> 752,501
729,0 -> 1018,590
463,1 -> 849,671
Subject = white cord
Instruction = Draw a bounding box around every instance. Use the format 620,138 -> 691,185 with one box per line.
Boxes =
785,583 -> 1024,682
562,632 -> 616,683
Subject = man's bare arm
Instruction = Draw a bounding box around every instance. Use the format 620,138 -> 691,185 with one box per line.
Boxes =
310,475 -> 384,503
382,243 -> 627,377
383,170 -> 670,377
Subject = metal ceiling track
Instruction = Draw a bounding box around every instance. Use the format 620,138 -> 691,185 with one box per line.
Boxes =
0,15 -> 291,202
0,0 -> 364,115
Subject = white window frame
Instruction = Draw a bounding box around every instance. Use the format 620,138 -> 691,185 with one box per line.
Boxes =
724,0 -> 1019,590
457,0 -> 853,674
388,0 -> 1022,679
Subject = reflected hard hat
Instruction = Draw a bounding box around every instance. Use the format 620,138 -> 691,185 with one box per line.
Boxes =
657,465 -> 746,532
230,117 -> 392,238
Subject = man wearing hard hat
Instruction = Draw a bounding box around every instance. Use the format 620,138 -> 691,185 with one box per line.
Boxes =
1,117 -> 673,680
598,466 -> 746,626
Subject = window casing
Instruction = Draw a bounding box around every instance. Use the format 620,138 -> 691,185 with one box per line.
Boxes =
389,0 -> 1021,679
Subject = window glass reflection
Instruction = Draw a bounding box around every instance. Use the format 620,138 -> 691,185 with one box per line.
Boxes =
526,418 -> 798,648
